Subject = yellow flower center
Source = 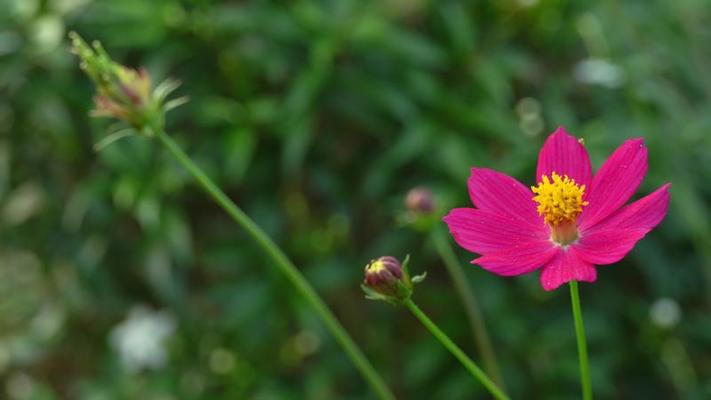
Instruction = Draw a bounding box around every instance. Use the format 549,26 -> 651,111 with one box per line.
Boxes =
531,172 -> 589,226
367,260 -> 386,274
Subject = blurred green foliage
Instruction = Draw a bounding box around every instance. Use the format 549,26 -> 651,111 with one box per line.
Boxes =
1,0 -> 710,399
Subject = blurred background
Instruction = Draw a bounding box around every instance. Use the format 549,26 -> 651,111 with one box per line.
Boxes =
1,0 -> 710,398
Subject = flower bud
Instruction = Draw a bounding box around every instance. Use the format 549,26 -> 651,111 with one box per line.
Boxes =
405,187 -> 435,215
362,255 -> 425,305
364,256 -> 403,290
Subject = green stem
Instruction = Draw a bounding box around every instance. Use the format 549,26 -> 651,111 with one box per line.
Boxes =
431,227 -> 505,391
403,298 -> 509,400
569,280 -> 592,400
155,130 -> 395,400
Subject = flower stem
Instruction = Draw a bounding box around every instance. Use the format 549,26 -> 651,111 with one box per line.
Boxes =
155,130 -> 395,400
403,298 -> 510,400
569,280 -> 592,400
431,227 -> 505,390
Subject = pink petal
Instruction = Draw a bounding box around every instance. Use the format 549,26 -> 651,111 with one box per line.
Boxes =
573,229 -> 648,265
468,168 -> 543,228
574,184 -> 670,265
539,248 -> 597,291
473,242 -> 559,276
536,127 -> 592,189
579,138 -> 648,230
443,208 -> 550,255
586,183 -> 670,233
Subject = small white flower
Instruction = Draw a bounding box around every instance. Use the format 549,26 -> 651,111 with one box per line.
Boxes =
110,306 -> 175,372
650,298 -> 681,329
574,58 -> 625,88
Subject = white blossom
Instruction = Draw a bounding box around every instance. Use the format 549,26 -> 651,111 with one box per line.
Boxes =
574,58 -> 625,88
110,306 -> 175,372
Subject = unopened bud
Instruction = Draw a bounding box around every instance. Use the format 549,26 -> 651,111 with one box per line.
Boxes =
405,187 -> 434,215
364,256 -> 403,292
362,255 -> 425,305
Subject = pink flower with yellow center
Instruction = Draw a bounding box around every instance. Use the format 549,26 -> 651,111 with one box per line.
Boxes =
443,128 -> 670,291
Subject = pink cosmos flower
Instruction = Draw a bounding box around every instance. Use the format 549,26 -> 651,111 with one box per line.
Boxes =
443,128 -> 670,291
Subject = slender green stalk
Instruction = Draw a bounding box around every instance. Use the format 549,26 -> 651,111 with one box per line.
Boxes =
403,298 -> 509,400
569,280 -> 592,400
155,130 -> 395,400
431,227 -> 505,391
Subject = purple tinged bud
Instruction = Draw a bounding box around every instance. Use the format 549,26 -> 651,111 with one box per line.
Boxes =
363,256 -> 412,304
405,187 -> 434,215
365,256 -> 402,286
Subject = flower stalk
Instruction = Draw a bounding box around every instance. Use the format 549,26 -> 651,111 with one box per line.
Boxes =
71,34 -> 395,400
431,226 -> 505,390
400,187 -> 504,389
403,298 -> 510,400
570,280 -> 593,400
156,127 -> 395,400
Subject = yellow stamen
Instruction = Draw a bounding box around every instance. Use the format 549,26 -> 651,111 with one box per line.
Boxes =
531,172 -> 589,226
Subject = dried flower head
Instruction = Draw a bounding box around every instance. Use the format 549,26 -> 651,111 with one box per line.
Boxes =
69,32 -> 187,141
